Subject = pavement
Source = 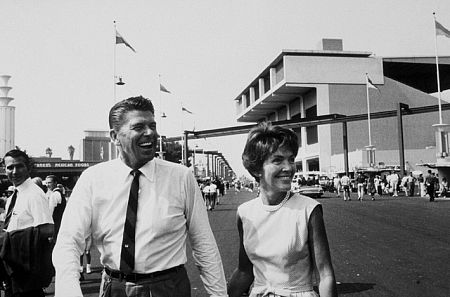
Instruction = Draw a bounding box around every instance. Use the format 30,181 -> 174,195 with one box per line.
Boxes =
41,189 -> 450,297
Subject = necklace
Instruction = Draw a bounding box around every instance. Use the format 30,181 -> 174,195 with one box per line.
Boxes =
261,190 -> 291,211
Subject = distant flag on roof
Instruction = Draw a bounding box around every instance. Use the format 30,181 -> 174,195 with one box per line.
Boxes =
435,20 -> 450,38
182,106 -> 193,114
366,75 -> 379,91
160,83 -> 171,93
115,30 -> 136,52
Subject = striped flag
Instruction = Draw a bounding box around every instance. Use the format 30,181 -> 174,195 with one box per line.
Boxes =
436,20 -> 450,38
182,106 -> 193,114
116,30 -> 136,52
160,84 -> 171,93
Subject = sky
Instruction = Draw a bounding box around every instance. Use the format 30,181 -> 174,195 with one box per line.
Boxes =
1,0 -> 450,178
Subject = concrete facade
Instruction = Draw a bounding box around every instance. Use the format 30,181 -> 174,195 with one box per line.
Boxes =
80,130 -> 117,162
233,39 -> 450,175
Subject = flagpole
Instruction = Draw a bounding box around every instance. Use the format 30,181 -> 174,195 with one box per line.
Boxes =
433,12 -> 443,125
365,73 -> 372,146
113,21 -> 117,102
158,74 -> 163,159
180,98 -> 185,166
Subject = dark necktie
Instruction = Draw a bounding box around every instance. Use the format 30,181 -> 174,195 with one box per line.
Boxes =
3,189 -> 18,230
120,170 -> 141,273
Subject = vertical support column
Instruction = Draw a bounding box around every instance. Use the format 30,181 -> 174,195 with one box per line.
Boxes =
183,131 -> 189,168
235,99 -> 242,115
397,103 -> 405,178
192,149 -> 196,177
258,78 -> 265,98
286,104 -> 291,120
342,121 -> 349,176
242,94 -> 247,108
206,153 -> 210,176
300,96 -> 307,148
269,67 -> 276,89
212,155 -> 216,178
249,87 -> 255,105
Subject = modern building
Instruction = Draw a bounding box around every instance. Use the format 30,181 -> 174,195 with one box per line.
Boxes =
80,130 -> 117,162
233,39 -> 450,176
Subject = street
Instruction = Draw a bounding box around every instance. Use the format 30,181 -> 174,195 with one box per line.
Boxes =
44,189 -> 450,297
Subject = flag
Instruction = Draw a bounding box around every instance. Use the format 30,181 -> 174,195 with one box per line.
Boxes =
116,30 -> 136,52
366,75 -> 379,91
160,83 -> 171,93
436,20 -> 450,38
182,106 -> 193,114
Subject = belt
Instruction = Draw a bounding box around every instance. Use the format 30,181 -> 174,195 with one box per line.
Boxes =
105,265 -> 183,282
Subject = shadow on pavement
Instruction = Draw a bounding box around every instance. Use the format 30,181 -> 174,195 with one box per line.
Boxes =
336,282 -> 376,294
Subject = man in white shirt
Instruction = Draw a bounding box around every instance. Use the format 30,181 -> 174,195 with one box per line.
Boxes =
2,149 -> 54,297
45,175 -> 66,237
53,96 -> 227,297
340,174 -> 351,201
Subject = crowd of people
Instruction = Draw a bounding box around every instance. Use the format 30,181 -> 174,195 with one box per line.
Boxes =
331,169 -> 448,202
199,178 -> 228,211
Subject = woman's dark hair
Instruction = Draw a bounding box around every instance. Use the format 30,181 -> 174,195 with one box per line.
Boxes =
242,122 -> 298,182
109,96 -> 155,131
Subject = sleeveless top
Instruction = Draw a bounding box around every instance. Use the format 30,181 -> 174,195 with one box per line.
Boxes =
237,193 -> 320,296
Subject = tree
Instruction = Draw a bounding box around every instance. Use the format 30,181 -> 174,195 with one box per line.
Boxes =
67,145 -> 75,160
45,147 -> 53,158
164,141 -> 183,164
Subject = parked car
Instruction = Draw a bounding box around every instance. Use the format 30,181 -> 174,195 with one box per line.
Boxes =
318,176 -> 334,192
293,184 -> 324,198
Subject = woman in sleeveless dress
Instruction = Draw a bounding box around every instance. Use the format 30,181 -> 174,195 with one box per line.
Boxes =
228,122 -> 337,297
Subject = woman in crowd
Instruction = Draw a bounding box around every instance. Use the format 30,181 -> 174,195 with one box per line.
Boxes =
228,122 -> 337,297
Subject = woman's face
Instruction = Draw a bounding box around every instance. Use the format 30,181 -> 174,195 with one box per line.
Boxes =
259,146 -> 296,193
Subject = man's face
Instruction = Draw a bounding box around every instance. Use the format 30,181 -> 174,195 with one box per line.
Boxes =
45,178 -> 56,190
110,110 -> 158,169
4,156 -> 30,186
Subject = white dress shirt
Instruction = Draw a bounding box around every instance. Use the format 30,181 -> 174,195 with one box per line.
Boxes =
53,157 -> 227,297
4,178 -> 53,232
46,190 -> 62,214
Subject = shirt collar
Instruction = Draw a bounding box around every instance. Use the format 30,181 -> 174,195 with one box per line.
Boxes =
116,157 -> 156,182
15,177 -> 32,192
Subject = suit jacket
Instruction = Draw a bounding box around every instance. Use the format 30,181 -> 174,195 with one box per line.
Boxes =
0,223 -> 55,291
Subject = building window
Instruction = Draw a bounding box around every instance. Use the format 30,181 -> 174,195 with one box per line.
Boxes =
307,158 -> 319,171
306,105 -> 318,145
245,91 -> 250,107
254,85 -> 259,100
263,75 -> 270,93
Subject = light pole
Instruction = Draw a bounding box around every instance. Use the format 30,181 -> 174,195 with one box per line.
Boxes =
158,112 -> 167,159
193,145 -> 198,177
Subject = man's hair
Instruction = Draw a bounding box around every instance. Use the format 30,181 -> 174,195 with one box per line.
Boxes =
45,174 -> 58,183
242,122 -> 298,182
2,149 -> 32,170
109,96 -> 155,131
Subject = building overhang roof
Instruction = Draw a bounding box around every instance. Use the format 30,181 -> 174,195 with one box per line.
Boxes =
383,56 -> 450,93
238,83 -> 315,122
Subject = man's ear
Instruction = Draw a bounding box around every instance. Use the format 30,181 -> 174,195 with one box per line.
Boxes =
110,130 -> 120,146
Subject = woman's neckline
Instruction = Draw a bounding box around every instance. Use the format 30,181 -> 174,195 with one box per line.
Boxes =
259,191 -> 291,212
